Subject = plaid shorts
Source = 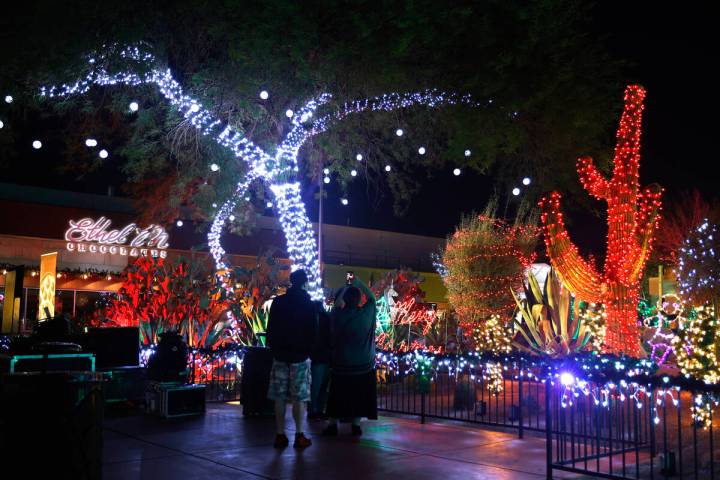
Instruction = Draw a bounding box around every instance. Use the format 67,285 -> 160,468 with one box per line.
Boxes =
267,359 -> 311,402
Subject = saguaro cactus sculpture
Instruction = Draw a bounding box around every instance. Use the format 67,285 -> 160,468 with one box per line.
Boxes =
539,85 -> 662,357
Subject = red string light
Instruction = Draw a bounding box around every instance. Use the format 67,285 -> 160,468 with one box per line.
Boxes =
539,85 -> 663,358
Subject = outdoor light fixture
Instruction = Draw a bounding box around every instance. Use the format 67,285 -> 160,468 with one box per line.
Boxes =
356,154 -> 363,161
464,149 -> 471,157
560,372 -> 575,387
285,109 -> 294,118
4,95 -> 12,104
99,149 -> 109,159
85,138 -> 97,147
341,198 -> 348,205
453,168 -> 461,176
350,169 -> 357,177
129,101 -> 139,112
418,146 -> 426,155
523,177 -> 531,185
32,140 -> 42,149
259,90 -> 269,100
395,128 -> 404,136
512,187 -> 520,196
176,220 -> 183,227
210,163 -> 219,172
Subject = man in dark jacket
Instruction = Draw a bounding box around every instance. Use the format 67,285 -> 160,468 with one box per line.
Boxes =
266,269 -> 317,449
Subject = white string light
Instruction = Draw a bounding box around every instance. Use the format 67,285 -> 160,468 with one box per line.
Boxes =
395,128 -> 404,136
32,140 -> 42,149
464,149 -> 471,157
522,177 -> 531,185
176,220 -> 183,227
356,153 -> 363,161
341,198 -> 348,205
0,120 -> 4,129
41,43 -> 502,302
285,109 -> 294,118
350,169 -> 357,177
129,101 -> 139,112
4,95 -> 12,104
512,187 -> 520,196
99,149 -> 109,159
453,168 -> 461,176
210,163 -> 219,172
418,146 -> 426,155
85,138 -> 97,147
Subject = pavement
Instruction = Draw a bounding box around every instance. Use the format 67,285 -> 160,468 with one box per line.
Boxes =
103,403 -> 583,479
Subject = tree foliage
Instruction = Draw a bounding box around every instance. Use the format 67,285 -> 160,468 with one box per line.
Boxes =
1,0 -> 624,225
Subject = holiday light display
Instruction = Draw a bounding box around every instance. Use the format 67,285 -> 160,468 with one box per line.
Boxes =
673,305 -> 719,384
678,219 -> 720,306
539,85 -> 663,357
41,44 -> 496,302
442,202 -> 540,326
472,314 -> 512,355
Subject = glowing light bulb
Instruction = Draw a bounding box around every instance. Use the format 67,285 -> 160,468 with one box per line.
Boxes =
560,372 -> 575,386
285,109 -> 294,118
99,149 -> 109,159
4,95 -> 12,104
341,198 -> 348,205
418,146 -> 426,155
229,215 -> 235,221
395,128 -> 404,137
129,101 -> 139,112
323,176 -> 330,184
176,220 -> 184,227
350,169 -> 357,177
323,168 -> 330,175
464,149 -> 471,157
210,163 -> 219,172
189,103 -> 200,113
259,90 -> 269,100
385,165 -> 392,172
212,203 -> 217,208
85,138 -> 97,147
356,154 -> 363,161
266,201 -> 273,208
32,140 -> 42,149
453,168 -> 461,176
512,187 -> 520,196
523,177 -> 531,186
0,120 -> 4,129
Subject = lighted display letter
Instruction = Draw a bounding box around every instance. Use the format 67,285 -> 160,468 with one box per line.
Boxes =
38,252 -> 58,319
64,217 -> 170,258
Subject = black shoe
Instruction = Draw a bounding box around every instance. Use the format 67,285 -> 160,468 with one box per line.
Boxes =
322,424 -> 338,436
351,425 -> 362,436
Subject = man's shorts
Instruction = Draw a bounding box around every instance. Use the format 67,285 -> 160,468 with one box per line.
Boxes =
267,359 -> 311,402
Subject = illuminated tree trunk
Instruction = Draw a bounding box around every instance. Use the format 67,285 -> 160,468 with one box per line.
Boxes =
539,85 -> 662,357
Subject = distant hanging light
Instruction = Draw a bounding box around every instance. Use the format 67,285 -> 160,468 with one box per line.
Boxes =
512,187 -> 521,196
350,169 -> 357,177
259,90 -> 269,100
266,201 -> 273,208
395,128 -> 404,137
4,95 -> 13,104
129,101 -> 139,112
323,176 -> 330,184
85,138 -> 97,147
212,203 -> 218,208
356,153 -> 363,161
464,149 -> 471,157
32,140 -> 42,149
384,165 -> 392,172
229,215 -> 236,221
323,168 -> 330,175
0,120 -> 4,129
210,163 -> 219,172
176,220 -> 184,227
99,149 -> 109,159
189,103 -> 200,113
522,177 -> 531,186
341,198 -> 349,206
453,168 -> 461,176
285,109 -> 294,118
418,147 -> 426,155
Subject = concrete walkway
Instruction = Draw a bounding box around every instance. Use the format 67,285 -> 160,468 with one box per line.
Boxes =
103,403 -> 582,479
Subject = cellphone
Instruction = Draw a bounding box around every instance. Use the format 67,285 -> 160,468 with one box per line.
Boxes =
346,271 -> 355,284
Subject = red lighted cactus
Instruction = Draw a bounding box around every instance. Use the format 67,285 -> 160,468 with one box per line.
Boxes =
539,85 -> 662,357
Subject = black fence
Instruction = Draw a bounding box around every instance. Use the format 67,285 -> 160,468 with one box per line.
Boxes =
188,350 -> 242,403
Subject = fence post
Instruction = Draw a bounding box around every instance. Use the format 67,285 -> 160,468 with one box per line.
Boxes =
518,362 -> 524,439
545,378 -> 552,480
421,390 -> 426,424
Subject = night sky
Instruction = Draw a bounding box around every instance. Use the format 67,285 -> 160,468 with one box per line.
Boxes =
1,2 -> 715,259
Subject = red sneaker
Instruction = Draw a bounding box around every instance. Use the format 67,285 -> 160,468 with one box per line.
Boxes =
294,433 -> 312,448
273,433 -> 289,448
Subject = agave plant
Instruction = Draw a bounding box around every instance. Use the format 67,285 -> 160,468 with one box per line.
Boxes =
512,268 -> 592,357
